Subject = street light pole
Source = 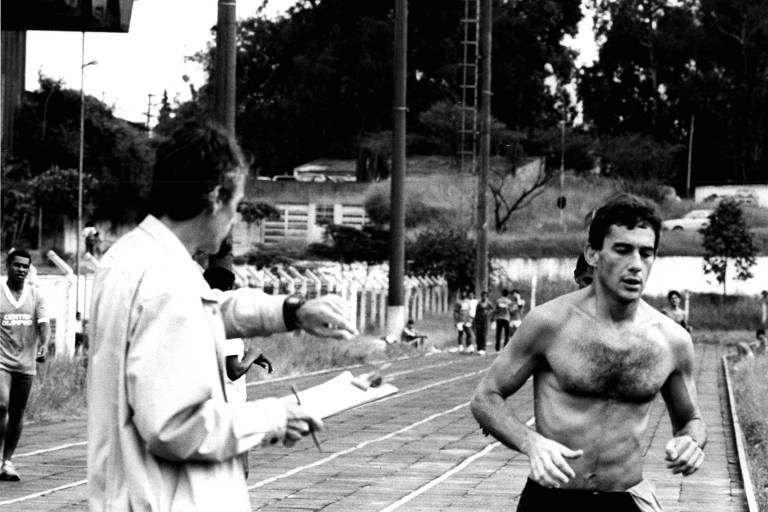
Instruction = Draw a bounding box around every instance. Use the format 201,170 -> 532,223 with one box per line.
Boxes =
559,92 -> 566,233
77,32 -> 97,319
77,32 -> 85,319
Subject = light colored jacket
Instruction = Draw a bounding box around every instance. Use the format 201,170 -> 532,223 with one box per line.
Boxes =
87,215 -> 290,511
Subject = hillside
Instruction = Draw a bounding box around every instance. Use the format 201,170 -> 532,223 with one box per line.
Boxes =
390,157 -> 768,258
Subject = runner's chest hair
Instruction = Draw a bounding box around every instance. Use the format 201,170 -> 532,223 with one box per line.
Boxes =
549,332 -> 667,403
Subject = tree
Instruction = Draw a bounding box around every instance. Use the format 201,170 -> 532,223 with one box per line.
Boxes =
307,224 -> 389,264
406,228 -> 475,292
13,76 -> 152,224
701,199 -> 758,298
170,0 -> 582,172
489,158 -> 553,233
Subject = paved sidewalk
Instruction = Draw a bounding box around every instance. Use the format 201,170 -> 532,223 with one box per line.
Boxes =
0,344 -> 748,511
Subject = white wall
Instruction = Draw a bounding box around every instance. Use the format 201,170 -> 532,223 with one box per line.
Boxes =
494,256 -> 768,296
694,185 -> 768,208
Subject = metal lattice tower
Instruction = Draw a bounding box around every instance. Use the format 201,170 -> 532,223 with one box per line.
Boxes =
458,0 -> 480,174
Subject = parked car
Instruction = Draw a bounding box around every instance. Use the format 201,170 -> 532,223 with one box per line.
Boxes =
662,209 -> 713,231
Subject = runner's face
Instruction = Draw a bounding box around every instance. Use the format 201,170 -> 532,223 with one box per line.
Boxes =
592,224 -> 656,302
669,294 -> 681,307
7,256 -> 30,286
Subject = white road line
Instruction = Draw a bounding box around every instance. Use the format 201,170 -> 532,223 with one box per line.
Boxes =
377,417 -> 536,512
354,369 -> 487,409
15,441 -> 87,458
9,357 -> 475,462
246,354 -> 459,388
248,402 -> 470,490
0,479 -> 88,506
247,356 -> 463,388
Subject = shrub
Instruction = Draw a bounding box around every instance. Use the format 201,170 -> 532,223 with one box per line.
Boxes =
306,224 -> 389,264
364,188 -> 448,228
407,227 -> 475,291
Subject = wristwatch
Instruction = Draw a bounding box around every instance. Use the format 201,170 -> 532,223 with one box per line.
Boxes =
283,294 -> 306,331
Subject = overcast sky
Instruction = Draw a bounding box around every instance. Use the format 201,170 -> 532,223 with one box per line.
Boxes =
25,1 -> 596,126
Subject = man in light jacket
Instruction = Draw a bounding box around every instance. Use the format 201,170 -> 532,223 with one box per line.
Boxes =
87,121 -> 358,511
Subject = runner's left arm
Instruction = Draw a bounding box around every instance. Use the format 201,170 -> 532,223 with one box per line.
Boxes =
660,329 -> 706,475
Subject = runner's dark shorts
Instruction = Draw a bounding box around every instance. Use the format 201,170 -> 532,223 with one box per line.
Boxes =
517,479 -> 642,511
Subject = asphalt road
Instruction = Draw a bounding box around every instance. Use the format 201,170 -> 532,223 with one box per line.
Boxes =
0,343 -> 748,511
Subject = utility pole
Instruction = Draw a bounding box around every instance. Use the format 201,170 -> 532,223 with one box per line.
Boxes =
215,0 -> 237,137
475,0 -> 491,295
144,93 -> 155,135
387,0 -> 407,337
210,0 -> 237,271
686,114 -> 695,198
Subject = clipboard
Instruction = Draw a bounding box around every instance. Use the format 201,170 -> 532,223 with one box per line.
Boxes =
280,370 -> 398,419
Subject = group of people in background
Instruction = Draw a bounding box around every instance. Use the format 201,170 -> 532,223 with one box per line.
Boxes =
452,288 -> 525,356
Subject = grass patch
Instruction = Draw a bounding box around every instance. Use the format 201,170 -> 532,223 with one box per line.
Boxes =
26,356 -> 88,422
730,353 -> 768,511
24,314 -> 458,420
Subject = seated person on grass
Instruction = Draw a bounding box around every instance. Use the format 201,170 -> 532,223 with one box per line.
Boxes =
402,319 -> 428,348
735,329 -> 766,360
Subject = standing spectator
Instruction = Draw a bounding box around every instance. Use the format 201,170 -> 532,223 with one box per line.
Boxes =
466,290 -> 478,353
573,254 -> 594,289
663,290 -> 691,332
452,290 -> 474,353
509,289 -> 526,338
86,122 -> 357,511
83,225 -> 98,255
0,249 -> 51,481
473,291 -> 494,356
494,289 -> 513,352
74,311 -> 87,356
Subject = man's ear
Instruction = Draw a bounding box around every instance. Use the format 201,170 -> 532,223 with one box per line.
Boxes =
584,244 -> 599,267
208,185 -> 224,211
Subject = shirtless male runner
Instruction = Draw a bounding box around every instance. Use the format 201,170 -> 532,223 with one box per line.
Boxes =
471,194 -> 705,511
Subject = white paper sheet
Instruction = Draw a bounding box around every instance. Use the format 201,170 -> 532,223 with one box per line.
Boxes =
280,371 -> 398,419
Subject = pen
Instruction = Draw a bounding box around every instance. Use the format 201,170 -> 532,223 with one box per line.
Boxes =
290,385 -> 322,452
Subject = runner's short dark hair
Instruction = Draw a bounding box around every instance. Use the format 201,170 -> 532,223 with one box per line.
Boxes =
667,290 -> 682,301
588,193 -> 662,251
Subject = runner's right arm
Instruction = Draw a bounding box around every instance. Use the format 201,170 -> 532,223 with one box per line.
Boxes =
470,306 -> 583,488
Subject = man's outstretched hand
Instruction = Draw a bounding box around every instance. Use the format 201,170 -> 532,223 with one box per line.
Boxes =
296,294 -> 359,340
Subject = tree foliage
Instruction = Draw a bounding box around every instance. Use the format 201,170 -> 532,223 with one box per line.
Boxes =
701,199 -> 758,297
13,76 -> 153,224
307,224 -> 389,264
406,228 -> 475,292
163,0 -> 581,173
581,0 -> 768,187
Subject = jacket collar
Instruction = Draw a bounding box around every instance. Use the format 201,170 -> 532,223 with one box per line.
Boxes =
138,215 -> 219,302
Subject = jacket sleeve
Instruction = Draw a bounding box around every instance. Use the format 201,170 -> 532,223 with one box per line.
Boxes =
219,287 -> 289,339
126,290 -> 287,462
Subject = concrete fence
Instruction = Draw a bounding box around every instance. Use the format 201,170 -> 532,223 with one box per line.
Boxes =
23,255 -> 449,358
